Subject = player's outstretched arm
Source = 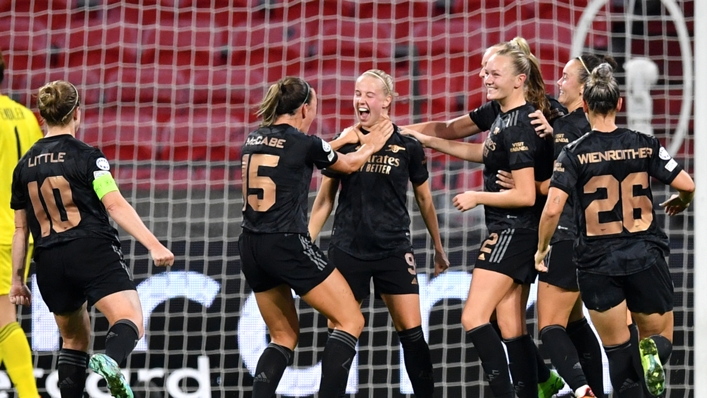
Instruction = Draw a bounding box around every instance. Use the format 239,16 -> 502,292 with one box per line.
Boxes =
402,129 -> 483,163
309,176 -> 339,241
9,210 -> 32,306
413,181 -> 449,276
402,114 -> 481,140
101,191 -> 175,267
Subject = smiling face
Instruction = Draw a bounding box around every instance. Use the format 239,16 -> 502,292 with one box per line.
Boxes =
557,59 -> 585,109
484,54 -> 523,102
354,74 -> 391,129
479,46 -> 501,80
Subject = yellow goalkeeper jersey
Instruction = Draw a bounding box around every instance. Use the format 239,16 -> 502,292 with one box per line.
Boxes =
0,95 -> 43,245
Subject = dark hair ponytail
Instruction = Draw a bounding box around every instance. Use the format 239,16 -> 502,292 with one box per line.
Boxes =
257,77 -> 311,127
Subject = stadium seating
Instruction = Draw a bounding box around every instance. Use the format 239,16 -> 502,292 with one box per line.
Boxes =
103,65 -> 190,104
50,15 -> 142,69
140,11 -> 229,67
157,108 -> 243,163
0,1 -> 692,176
79,106 -> 169,162
0,17 -> 49,73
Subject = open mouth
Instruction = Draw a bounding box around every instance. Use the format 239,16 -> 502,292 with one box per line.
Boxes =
358,107 -> 370,121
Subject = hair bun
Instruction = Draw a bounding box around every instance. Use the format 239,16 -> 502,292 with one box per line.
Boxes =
592,63 -> 614,83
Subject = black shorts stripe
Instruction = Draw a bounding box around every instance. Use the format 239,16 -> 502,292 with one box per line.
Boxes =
490,229 -> 514,263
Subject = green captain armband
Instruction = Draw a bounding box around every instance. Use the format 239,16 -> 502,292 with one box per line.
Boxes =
92,171 -> 119,200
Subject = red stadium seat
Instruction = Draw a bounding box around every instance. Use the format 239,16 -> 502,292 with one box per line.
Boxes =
141,11 -> 229,67
353,0 -> 435,20
0,17 -> 49,72
455,167 -> 485,192
50,16 -> 141,68
0,0 -> 72,13
311,19 -> 394,59
103,66 -> 190,104
230,19 -> 308,68
413,18 -> 483,56
157,108 -> 245,162
191,68 -> 265,105
79,107 -> 169,162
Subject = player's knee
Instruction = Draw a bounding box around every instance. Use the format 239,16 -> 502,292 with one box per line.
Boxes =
461,310 -> 487,332
61,333 -> 91,352
334,311 -> 364,338
269,330 -> 299,350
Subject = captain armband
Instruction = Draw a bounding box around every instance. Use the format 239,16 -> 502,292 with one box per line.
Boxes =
92,171 -> 119,200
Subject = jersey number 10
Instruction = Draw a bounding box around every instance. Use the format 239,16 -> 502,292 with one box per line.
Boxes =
28,176 -> 81,236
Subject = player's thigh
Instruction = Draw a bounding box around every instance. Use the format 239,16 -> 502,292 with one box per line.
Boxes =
587,301 -> 631,346
94,290 -> 144,334
495,282 -> 527,339
54,303 -> 91,351
254,284 -> 300,349
537,281 -> 580,329
380,293 -> 421,331
461,268 -> 516,330
302,268 -> 363,337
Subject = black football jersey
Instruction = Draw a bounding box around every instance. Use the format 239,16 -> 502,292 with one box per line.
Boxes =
10,135 -> 120,249
469,95 -> 567,132
481,103 -> 554,232
550,108 -> 591,243
551,128 -> 682,275
322,126 -> 428,260
241,124 -> 338,234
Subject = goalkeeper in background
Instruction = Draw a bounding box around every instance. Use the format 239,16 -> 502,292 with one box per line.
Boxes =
0,49 -> 43,398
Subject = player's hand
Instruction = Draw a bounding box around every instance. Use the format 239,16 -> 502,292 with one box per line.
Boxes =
9,283 -> 31,306
337,124 -> 363,145
496,170 -> 515,191
150,245 -> 175,267
534,246 -> 550,272
530,110 -> 553,138
359,115 -> 393,152
433,248 -> 450,277
400,128 -> 430,146
452,191 -> 479,212
660,194 -> 690,216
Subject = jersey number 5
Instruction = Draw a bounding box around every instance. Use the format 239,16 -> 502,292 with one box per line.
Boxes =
583,172 -> 652,236
242,154 -> 280,212
28,176 -> 81,237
